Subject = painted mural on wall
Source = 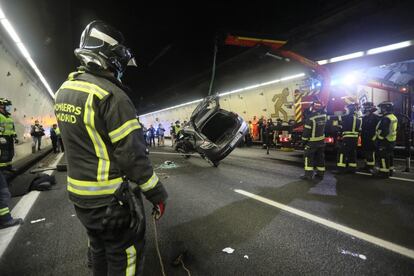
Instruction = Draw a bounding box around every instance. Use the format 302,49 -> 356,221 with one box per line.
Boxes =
271,87 -> 290,121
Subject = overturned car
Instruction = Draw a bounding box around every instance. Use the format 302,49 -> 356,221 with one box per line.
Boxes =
175,95 -> 248,167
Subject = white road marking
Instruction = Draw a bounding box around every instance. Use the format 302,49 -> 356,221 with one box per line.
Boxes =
234,189 -> 414,260
30,218 -> 46,224
355,172 -> 414,183
0,153 -> 63,259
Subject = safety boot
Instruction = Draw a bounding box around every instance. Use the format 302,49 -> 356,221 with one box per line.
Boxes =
315,172 -> 324,180
373,172 -> 389,179
300,172 -> 313,181
0,218 -> 23,229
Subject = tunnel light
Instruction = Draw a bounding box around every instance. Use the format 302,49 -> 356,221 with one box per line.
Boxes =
1,19 -> 21,43
317,39 -> 414,65
139,99 -> 203,117
280,73 -> 306,81
329,51 -> 364,63
0,4 -> 54,98
367,40 -> 412,55
16,42 -> 30,58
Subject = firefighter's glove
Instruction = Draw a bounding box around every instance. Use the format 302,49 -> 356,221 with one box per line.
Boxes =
0,137 -> 6,144
152,201 -> 166,220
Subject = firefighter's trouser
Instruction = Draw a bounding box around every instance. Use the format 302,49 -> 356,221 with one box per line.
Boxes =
0,137 -> 14,169
304,143 -> 325,176
361,138 -> 376,169
377,141 -> 395,177
75,205 -> 146,276
51,137 -> 58,153
337,137 -> 358,171
0,171 -> 12,223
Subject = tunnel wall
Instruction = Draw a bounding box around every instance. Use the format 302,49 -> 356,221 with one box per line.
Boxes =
139,77 -> 305,136
0,39 -> 55,161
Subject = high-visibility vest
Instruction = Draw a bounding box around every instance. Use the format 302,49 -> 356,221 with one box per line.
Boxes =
55,127 -> 61,136
0,113 -> 16,136
376,113 -> 398,142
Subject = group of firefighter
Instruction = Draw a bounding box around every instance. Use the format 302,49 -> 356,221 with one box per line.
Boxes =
301,100 -> 398,180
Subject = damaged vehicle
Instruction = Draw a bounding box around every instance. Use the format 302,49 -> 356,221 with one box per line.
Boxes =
174,95 -> 248,167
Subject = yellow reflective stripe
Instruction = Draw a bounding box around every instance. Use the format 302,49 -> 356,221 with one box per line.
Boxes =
125,245 -> 137,276
309,114 -> 326,120
311,119 -> 316,138
304,157 -> 313,171
381,158 -> 387,170
139,173 -> 159,192
337,154 -> 346,167
0,162 -> 11,167
84,94 -> 110,181
352,116 -> 357,132
366,161 -> 375,165
68,183 -> 118,196
109,119 -> 141,143
68,72 -> 77,80
67,177 -> 123,187
316,167 -> 325,171
309,136 -> 324,141
67,177 -> 123,196
302,137 -> 309,141
343,134 -> 358,138
60,80 -> 109,99
379,168 -> 389,172
348,163 -> 357,168
0,207 -> 10,216
304,125 -> 312,129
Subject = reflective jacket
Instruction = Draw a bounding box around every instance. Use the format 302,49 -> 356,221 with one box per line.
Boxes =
375,113 -> 398,142
302,112 -> 327,146
54,69 -> 167,208
0,112 -> 16,137
0,112 -> 15,168
338,113 -> 361,138
361,113 -> 379,142
173,125 -> 181,135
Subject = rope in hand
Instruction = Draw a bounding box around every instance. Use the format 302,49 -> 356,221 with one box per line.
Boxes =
152,216 -> 191,276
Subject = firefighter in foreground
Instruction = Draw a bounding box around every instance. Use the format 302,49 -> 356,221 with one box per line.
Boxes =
55,21 -> 168,275
301,101 -> 327,180
335,103 -> 362,174
0,98 -> 23,229
374,101 -> 398,178
361,102 -> 380,171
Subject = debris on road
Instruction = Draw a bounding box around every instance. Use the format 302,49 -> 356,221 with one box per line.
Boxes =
222,247 -> 235,254
158,160 -> 179,169
30,218 -> 46,224
71,214 -> 76,217
244,255 -> 249,259
340,249 -> 367,260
